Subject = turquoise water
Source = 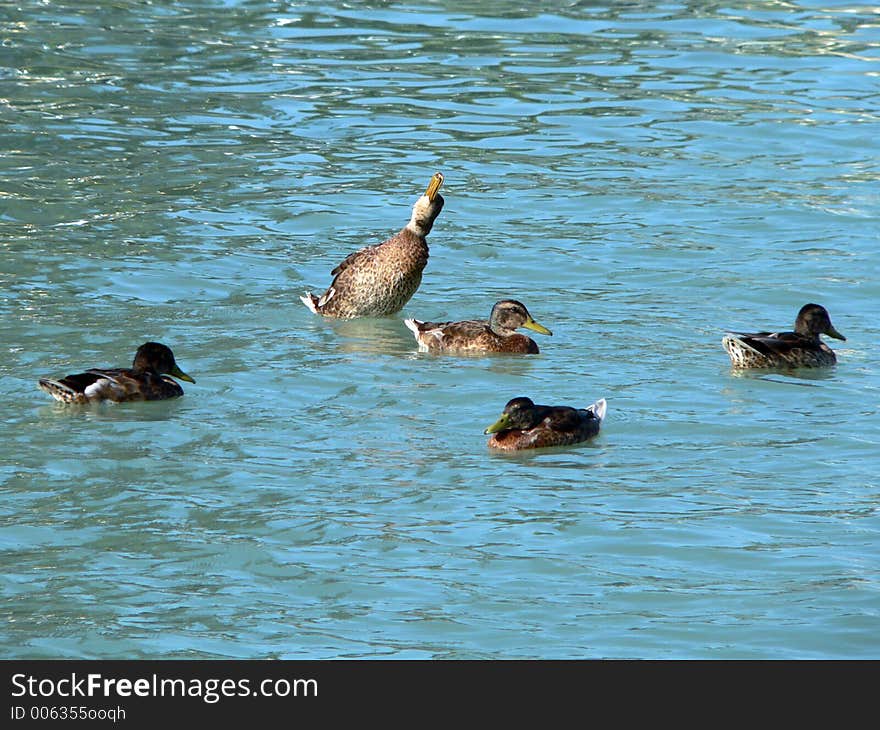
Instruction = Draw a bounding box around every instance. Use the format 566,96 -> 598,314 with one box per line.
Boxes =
2,1 -> 879,658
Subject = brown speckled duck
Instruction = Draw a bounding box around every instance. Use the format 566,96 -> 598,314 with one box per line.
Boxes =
38,342 -> 195,404
301,172 -> 445,318
404,299 -> 552,355
484,397 -> 607,451
722,303 -> 846,368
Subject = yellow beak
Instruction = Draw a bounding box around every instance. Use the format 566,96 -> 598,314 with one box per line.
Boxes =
424,172 -> 444,202
170,365 -> 196,384
484,413 -> 511,435
523,317 -> 552,336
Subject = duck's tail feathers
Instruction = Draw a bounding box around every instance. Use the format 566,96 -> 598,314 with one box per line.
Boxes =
722,333 -> 761,355
300,292 -> 321,314
38,378 -> 82,404
301,287 -> 337,314
588,397 -> 607,423
403,318 -> 434,351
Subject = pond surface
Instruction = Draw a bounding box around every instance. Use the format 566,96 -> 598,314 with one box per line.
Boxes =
2,1 -> 878,658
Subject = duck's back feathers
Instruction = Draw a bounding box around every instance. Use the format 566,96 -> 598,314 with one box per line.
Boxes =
722,331 -> 837,368
330,242 -> 381,278
308,230 -> 429,318
39,369 -> 133,404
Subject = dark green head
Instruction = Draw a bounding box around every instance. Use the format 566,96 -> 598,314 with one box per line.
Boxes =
133,342 -> 196,383
484,396 -> 539,434
795,304 -> 845,341
488,300 -> 553,337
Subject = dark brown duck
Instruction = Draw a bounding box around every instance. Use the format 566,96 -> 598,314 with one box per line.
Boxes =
38,342 -> 195,404
722,303 -> 846,368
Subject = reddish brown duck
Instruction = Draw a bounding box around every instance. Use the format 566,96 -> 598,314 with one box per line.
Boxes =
484,397 -> 607,451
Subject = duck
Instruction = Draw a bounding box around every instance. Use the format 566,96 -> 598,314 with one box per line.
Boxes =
404,299 -> 552,354
301,172 -> 445,319
722,303 -> 846,368
38,342 -> 195,404
484,397 -> 607,451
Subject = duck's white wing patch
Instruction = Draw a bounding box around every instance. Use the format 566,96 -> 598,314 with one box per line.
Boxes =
83,371 -> 127,401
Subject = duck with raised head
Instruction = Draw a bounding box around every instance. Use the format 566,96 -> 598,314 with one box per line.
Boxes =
38,342 -> 195,404
722,303 -> 846,368
301,172 -> 445,318
404,299 -> 552,354
484,397 -> 607,451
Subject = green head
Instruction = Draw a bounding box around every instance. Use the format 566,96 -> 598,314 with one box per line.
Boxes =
484,397 -> 538,434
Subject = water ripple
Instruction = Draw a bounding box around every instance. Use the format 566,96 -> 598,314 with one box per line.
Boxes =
1,0 -> 878,660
